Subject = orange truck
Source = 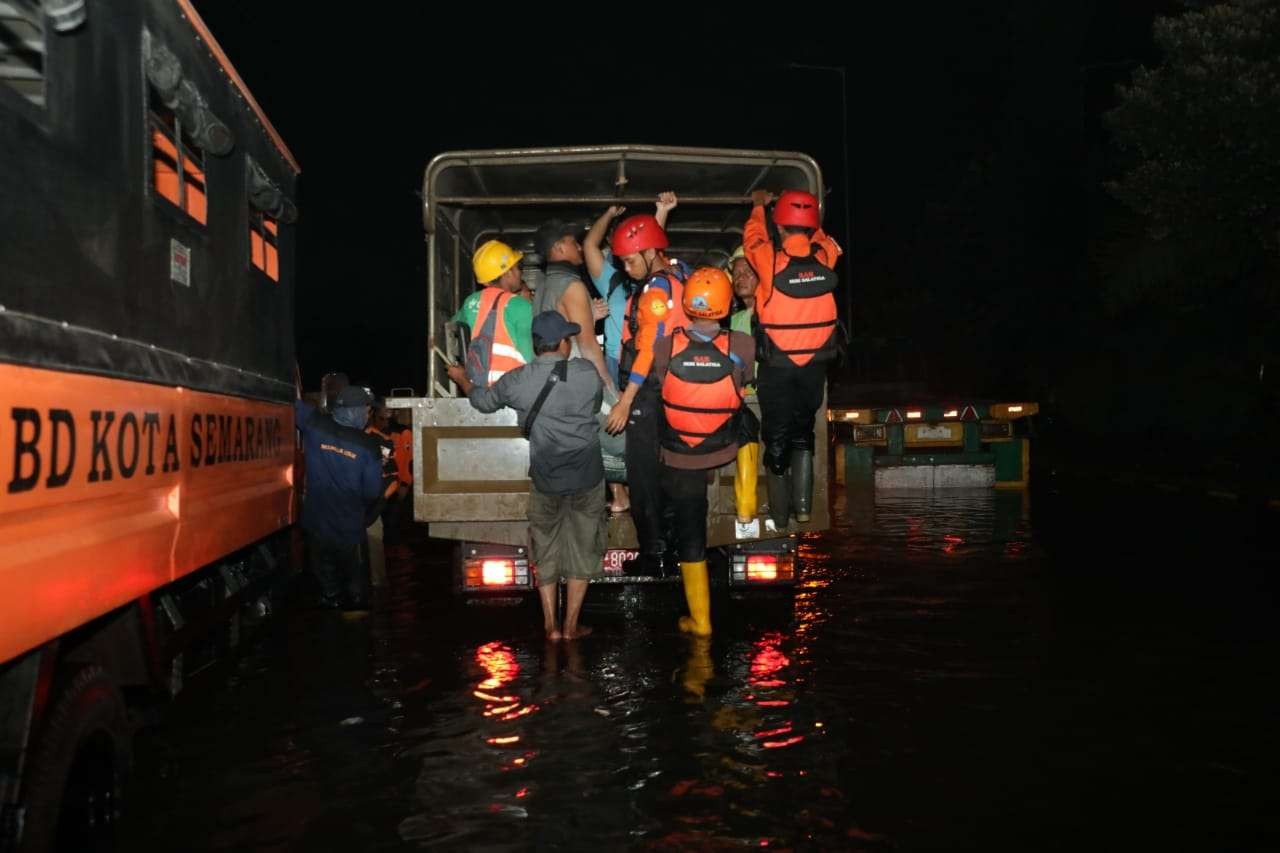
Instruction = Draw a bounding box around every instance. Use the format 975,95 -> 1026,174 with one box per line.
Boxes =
0,3 -> 298,849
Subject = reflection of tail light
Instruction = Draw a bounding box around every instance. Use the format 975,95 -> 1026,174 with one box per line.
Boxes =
732,554 -> 795,584
464,556 -> 531,589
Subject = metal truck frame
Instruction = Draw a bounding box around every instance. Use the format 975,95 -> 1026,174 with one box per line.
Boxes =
389,146 -> 834,596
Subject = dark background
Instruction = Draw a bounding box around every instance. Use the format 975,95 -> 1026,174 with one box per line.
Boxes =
192,0 -> 1280,487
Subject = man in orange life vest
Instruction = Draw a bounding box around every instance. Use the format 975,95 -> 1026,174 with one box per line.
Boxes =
604,214 -> 690,575
650,267 -> 754,635
743,189 -> 842,529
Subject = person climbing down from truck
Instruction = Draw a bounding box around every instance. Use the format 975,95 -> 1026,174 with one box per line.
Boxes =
295,384 -> 394,611
742,189 -> 841,531
446,311 -> 606,641
651,267 -> 756,635
603,214 -> 690,577
451,239 -> 535,388
583,192 -> 680,515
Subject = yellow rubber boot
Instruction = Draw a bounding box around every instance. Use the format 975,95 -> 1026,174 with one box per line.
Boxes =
734,442 -> 759,522
681,636 -> 714,701
677,560 -> 712,636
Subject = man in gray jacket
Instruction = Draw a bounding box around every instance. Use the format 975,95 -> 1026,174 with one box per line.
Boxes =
447,311 -> 605,640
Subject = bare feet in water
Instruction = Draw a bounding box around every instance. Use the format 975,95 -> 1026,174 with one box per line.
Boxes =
561,624 -> 593,641
546,627 -> 563,641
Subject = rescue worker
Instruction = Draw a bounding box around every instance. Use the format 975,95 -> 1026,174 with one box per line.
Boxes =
726,245 -> 759,392
364,398 -> 403,587
385,408 -> 414,554
451,239 -> 534,386
727,245 -> 761,519
650,267 -> 755,635
743,189 -> 841,528
294,385 -> 392,610
604,214 -> 690,575
583,192 -> 679,515
532,219 -> 614,392
583,193 -> 680,387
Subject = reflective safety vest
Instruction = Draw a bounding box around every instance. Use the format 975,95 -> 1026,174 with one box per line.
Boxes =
474,287 -> 527,385
660,329 -> 741,455
756,243 -> 838,367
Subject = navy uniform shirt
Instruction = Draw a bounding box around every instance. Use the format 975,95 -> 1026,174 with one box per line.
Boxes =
294,400 -> 385,544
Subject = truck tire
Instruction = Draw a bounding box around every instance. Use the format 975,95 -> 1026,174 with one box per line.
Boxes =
20,666 -> 132,853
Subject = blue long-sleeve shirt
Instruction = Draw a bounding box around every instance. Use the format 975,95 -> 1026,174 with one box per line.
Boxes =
294,400 -> 385,544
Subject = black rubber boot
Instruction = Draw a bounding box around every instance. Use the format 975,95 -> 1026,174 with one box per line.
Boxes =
789,448 -> 814,522
766,470 -> 791,529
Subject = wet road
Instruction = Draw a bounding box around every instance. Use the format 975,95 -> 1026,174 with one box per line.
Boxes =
123,483 -> 1280,850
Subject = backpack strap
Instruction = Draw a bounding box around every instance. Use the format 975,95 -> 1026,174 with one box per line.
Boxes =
522,359 -> 568,439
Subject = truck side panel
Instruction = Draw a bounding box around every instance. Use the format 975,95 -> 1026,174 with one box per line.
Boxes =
0,364 -> 294,663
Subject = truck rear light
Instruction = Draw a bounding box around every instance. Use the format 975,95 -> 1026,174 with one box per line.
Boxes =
732,553 -> 795,584
483,560 -> 513,586
747,556 -> 778,580
463,556 -> 531,589
943,409 -> 959,419
905,410 -> 923,420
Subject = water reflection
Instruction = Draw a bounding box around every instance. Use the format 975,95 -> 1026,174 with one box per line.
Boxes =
125,479 -> 1280,851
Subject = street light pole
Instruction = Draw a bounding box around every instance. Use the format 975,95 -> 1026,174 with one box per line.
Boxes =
787,62 -> 853,339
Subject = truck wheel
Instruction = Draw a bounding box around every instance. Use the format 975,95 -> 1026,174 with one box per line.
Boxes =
20,666 -> 132,853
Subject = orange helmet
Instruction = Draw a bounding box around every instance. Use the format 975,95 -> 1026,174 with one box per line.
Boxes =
682,267 -> 732,320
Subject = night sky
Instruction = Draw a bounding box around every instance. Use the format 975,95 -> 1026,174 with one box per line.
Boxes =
192,2 -> 1179,399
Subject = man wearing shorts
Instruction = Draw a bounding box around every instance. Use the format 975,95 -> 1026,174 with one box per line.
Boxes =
448,311 -> 605,640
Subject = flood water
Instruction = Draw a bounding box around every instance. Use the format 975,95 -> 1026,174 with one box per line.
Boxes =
123,481 -> 1280,850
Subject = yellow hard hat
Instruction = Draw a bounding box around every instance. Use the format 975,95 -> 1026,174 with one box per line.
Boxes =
472,239 -> 523,284
725,245 -> 747,271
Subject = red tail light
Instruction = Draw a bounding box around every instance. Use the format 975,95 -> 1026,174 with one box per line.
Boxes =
746,556 -> 778,581
482,559 -> 514,586
732,551 -> 796,585
463,553 -> 531,589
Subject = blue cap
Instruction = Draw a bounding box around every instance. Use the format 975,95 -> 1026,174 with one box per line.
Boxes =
335,385 -> 373,407
531,311 -> 581,347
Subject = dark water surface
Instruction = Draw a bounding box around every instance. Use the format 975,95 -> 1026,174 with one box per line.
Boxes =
123,484 -> 1280,850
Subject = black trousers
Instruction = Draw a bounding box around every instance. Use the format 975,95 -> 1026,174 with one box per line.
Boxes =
306,532 -> 368,605
625,383 -> 666,554
755,360 -> 828,474
381,491 -> 407,547
660,464 -> 710,563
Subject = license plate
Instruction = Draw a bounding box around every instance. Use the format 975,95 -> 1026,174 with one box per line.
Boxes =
602,549 -> 638,574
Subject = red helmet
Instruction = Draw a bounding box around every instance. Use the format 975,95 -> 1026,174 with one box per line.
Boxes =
611,214 -> 669,256
772,189 -> 821,229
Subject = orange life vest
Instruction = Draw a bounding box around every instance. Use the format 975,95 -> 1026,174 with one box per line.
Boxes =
660,329 -> 742,456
